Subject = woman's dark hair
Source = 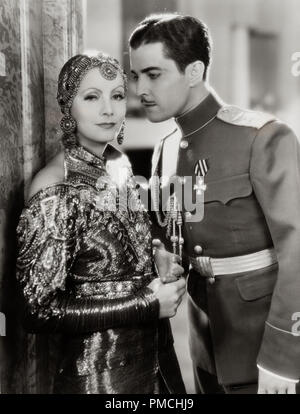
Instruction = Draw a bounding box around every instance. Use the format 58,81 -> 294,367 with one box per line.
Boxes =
129,13 -> 212,80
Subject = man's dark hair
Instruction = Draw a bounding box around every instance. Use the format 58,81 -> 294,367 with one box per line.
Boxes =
129,13 -> 212,80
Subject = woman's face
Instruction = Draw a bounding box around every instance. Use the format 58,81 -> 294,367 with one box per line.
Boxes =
71,67 -> 126,148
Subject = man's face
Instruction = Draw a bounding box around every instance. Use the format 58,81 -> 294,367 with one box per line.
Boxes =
130,42 -> 192,122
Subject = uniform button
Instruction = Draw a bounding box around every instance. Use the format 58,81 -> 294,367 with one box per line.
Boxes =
194,245 -> 203,255
180,140 -> 189,149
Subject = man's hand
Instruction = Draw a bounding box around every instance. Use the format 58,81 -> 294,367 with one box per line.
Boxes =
153,239 -> 184,283
258,369 -> 296,394
148,277 -> 186,319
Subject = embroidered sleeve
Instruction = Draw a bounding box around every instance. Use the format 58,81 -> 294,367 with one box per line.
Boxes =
16,185 -> 80,321
16,185 -> 159,334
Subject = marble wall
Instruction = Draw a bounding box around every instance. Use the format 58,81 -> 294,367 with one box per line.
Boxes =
0,0 -> 26,394
43,0 -> 84,162
0,0 -> 84,394
0,0 -> 23,208
21,0 -> 46,195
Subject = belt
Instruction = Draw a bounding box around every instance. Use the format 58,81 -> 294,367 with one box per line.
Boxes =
71,274 -> 153,298
189,248 -> 277,283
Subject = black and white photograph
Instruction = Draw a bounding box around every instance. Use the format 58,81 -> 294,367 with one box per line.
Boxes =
0,0 -> 300,397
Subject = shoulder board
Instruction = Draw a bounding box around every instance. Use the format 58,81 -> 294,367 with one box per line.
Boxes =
217,105 -> 276,129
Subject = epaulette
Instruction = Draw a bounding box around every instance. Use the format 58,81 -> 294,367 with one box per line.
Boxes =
217,105 -> 276,129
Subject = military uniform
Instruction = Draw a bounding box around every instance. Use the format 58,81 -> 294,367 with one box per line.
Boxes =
151,91 -> 300,391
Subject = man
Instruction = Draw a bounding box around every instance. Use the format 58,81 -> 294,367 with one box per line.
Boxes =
129,13 -> 300,394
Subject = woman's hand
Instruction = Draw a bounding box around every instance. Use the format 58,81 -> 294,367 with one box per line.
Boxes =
153,239 -> 185,283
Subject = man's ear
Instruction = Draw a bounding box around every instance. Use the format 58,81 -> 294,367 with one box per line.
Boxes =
185,61 -> 205,86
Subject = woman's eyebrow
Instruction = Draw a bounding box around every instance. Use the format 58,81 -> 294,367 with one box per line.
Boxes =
80,85 -> 125,93
112,85 -> 125,91
80,87 -> 101,93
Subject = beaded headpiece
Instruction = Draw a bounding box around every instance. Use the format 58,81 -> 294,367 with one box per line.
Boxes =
57,51 -> 127,148
57,52 -> 127,113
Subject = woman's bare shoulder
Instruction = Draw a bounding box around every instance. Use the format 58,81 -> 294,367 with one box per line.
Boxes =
28,151 -> 65,200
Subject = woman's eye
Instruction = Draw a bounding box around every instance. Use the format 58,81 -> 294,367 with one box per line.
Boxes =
113,93 -> 125,101
84,95 -> 98,101
131,74 -> 138,82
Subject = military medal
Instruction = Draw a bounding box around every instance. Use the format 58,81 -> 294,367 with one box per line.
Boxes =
193,159 -> 208,196
194,159 -> 209,177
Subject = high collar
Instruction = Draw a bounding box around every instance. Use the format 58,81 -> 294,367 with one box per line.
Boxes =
68,143 -> 122,169
69,143 -> 106,169
175,91 -> 224,137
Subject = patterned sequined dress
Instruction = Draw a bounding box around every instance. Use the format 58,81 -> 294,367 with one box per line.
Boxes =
16,144 -> 162,394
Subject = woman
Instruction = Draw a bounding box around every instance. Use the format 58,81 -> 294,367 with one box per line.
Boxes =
16,52 -> 186,394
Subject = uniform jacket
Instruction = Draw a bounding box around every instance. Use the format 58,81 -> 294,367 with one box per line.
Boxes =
151,91 -> 300,385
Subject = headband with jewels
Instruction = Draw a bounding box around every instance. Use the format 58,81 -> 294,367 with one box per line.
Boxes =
57,52 -> 127,113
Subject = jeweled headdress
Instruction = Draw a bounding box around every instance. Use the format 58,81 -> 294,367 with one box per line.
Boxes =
56,51 -> 127,148
57,51 -> 127,112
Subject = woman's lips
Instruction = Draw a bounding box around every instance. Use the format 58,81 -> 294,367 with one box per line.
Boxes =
96,123 -> 116,129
